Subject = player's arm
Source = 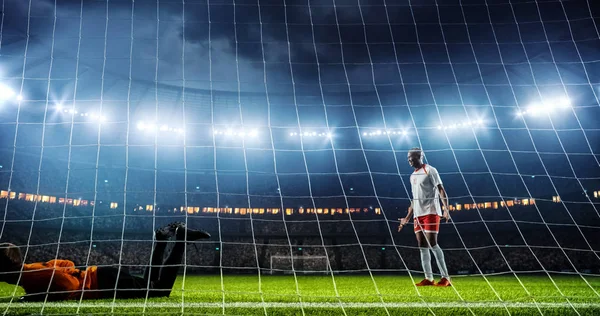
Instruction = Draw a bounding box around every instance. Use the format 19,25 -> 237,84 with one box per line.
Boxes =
398,202 -> 413,232
47,259 -> 75,268
437,184 -> 450,222
46,259 -> 83,277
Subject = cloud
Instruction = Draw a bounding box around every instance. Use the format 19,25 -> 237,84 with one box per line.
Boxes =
2,0 -> 592,95
179,3 -> 399,82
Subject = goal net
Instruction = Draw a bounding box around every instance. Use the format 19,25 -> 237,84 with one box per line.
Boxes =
0,0 -> 599,314
270,255 -> 330,275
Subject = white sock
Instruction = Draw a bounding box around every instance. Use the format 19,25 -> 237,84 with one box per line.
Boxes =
420,248 -> 433,281
431,245 -> 449,279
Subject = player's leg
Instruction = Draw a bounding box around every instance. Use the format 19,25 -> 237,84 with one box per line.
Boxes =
95,233 -> 168,299
95,267 -> 149,299
143,226 -> 173,284
424,218 -> 451,286
95,223 -> 205,299
150,223 -> 211,297
415,220 -> 435,286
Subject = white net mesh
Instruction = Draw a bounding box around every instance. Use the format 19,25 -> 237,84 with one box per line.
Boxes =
0,0 -> 599,314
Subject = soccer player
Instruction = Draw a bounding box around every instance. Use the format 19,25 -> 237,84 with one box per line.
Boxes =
398,147 -> 451,287
0,222 -> 210,301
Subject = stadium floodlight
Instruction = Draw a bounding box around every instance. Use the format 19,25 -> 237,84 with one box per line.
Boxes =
136,122 -> 180,135
212,128 -> 256,138
558,97 -> 571,108
518,98 -> 572,117
437,119 -> 486,131
0,84 -> 15,100
55,104 -> 63,111
292,130 -> 331,139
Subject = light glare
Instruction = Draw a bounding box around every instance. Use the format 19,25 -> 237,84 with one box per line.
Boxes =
0,85 -> 15,100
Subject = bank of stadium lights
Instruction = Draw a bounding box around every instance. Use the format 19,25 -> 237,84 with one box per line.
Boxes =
289,131 -> 332,138
437,119 -> 485,131
212,128 -> 258,138
0,84 -> 22,102
55,104 -> 107,123
362,129 -> 408,137
137,121 -> 184,135
517,98 -> 571,117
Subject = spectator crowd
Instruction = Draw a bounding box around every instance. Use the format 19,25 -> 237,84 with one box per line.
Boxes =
1,198 -> 599,276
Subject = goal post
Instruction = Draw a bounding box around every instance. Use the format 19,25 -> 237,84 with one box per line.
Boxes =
269,255 -> 331,275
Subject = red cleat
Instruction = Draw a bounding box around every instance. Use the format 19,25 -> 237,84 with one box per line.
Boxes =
415,279 -> 436,286
436,277 -> 452,287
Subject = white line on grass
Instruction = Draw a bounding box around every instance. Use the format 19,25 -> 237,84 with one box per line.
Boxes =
3,302 -> 600,309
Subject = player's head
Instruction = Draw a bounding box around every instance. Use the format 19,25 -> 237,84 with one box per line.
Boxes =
407,147 -> 424,168
0,243 -> 22,282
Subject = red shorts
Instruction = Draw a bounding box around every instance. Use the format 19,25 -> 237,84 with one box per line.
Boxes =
414,214 -> 440,234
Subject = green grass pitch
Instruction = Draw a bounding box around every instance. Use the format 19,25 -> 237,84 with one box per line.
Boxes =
1,274 -> 599,315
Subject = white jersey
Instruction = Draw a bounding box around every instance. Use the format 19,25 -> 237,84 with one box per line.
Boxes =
410,164 -> 443,218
